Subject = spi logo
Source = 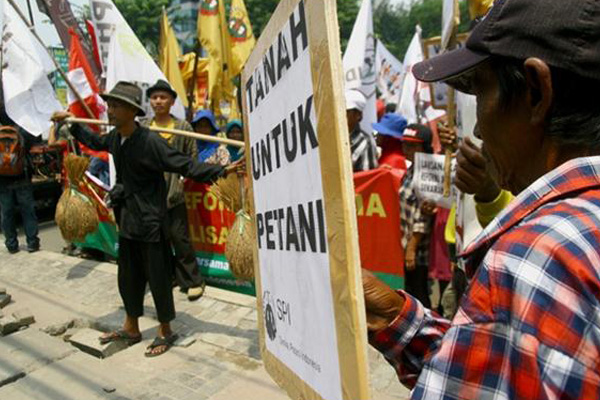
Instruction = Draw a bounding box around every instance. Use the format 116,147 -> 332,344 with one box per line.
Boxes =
263,291 -> 292,342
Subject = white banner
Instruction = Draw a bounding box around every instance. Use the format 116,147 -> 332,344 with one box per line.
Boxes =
375,40 -> 404,106
245,3 -> 342,399
397,27 -> 423,124
1,1 -> 62,138
414,152 -> 456,209
343,0 -> 376,134
89,0 -> 185,119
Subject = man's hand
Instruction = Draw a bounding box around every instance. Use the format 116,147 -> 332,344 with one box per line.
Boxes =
51,111 -> 74,123
421,200 -> 437,216
363,269 -> 405,332
455,137 -> 500,202
438,123 -> 458,151
224,157 -> 246,177
405,245 -> 417,271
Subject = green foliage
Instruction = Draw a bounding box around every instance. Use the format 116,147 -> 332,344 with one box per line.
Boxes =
376,0 -> 472,60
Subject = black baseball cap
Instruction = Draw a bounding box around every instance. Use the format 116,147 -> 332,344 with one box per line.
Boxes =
413,0 -> 600,89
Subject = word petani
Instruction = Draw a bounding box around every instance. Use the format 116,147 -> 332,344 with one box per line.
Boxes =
256,199 -> 326,254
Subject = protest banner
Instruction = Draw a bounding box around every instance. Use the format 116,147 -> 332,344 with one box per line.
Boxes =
184,181 -> 256,296
375,40 -> 404,106
414,152 -> 457,209
242,1 -> 370,399
354,168 -> 404,289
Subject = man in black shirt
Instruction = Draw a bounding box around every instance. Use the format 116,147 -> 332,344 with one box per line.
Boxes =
52,81 -> 241,357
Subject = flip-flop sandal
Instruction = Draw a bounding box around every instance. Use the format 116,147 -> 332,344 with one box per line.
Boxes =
144,334 -> 179,358
99,330 -> 142,345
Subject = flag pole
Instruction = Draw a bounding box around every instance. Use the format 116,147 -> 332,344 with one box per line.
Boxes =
7,0 -> 96,120
442,0 -> 460,197
65,117 -> 245,148
187,41 -> 202,123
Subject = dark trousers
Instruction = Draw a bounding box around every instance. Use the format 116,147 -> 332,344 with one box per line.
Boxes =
118,236 -> 175,323
405,262 -> 431,309
0,184 -> 39,251
167,203 -> 204,291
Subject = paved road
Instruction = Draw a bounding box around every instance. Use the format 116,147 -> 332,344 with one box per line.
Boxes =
0,242 -> 410,400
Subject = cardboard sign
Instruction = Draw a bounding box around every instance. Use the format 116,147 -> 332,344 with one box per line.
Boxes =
414,152 -> 457,209
242,1 -> 370,399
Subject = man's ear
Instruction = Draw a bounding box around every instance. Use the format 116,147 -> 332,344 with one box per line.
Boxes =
523,58 -> 553,127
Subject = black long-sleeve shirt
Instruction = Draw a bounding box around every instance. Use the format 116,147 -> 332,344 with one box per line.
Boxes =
69,123 -> 224,242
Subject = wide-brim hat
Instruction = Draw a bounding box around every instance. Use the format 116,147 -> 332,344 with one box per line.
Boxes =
146,79 -> 178,99
100,81 -> 146,116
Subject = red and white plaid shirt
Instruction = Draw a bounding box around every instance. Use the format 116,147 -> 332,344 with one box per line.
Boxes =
371,156 -> 600,399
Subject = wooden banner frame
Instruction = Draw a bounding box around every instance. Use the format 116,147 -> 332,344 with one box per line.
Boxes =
241,1 -> 370,399
422,33 -> 468,110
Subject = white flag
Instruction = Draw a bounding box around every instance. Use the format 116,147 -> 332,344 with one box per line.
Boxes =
442,0 -> 459,50
1,1 -> 62,138
397,27 -> 423,124
375,40 -> 404,106
89,0 -> 185,119
343,0 -> 377,134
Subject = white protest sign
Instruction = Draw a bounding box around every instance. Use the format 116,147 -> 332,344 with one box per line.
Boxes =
414,152 -> 457,209
242,1 -> 369,399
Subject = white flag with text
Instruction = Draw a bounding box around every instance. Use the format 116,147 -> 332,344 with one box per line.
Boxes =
1,1 -> 62,138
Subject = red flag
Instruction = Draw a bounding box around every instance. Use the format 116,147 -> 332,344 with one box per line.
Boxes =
85,20 -> 103,72
67,28 -> 107,161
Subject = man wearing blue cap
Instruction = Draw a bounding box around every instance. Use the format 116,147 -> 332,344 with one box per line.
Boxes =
372,113 -> 408,170
142,80 -> 206,302
191,110 -> 230,166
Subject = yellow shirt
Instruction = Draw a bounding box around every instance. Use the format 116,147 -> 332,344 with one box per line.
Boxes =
151,119 -> 176,142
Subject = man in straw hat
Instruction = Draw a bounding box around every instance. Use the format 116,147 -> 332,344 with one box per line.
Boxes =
52,81 -> 242,357
141,79 -> 206,302
363,0 -> 600,397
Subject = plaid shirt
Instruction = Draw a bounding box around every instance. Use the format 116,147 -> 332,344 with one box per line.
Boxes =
399,166 -> 432,269
350,127 -> 378,172
372,156 -> 600,399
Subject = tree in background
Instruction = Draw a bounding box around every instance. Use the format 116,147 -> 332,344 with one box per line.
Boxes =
114,0 -> 170,56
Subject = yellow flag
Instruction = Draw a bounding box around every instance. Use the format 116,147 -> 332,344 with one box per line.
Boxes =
218,0 -> 235,103
228,0 -> 256,77
468,0 -> 494,19
198,0 -> 223,103
159,9 -> 188,107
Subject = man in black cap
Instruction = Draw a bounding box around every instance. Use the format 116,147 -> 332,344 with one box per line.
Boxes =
141,80 -> 206,302
52,81 -> 241,357
363,0 -> 600,397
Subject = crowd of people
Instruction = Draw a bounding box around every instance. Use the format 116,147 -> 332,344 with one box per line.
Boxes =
0,0 -> 598,396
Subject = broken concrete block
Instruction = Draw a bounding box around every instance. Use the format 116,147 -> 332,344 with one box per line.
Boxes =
175,335 -> 196,348
12,309 -> 35,327
68,328 -> 128,359
0,316 -> 20,336
0,294 -> 11,309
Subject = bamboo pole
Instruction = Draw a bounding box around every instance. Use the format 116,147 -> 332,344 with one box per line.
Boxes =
65,117 -> 245,148
7,0 -> 96,120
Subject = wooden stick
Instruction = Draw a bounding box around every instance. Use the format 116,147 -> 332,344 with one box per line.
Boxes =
443,85 -> 456,197
7,0 -> 96,120
65,117 -> 245,148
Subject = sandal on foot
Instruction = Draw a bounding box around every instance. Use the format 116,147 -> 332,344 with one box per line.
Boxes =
99,330 -> 142,345
187,283 -> 206,301
144,334 -> 178,358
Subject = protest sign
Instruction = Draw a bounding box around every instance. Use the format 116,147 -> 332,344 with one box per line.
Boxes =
354,168 -> 405,289
375,40 -> 404,106
242,1 -> 370,399
414,152 -> 457,209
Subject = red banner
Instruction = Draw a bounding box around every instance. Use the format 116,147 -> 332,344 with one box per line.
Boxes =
354,168 -> 405,287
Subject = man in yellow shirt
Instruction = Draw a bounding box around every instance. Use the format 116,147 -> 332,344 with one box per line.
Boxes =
142,80 -> 206,301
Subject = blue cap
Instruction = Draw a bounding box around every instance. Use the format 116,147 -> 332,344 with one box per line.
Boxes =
192,110 -> 220,133
226,119 -> 242,133
372,113 -> 407,139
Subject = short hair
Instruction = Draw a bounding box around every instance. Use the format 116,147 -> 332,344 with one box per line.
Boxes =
491,56 -> 600,149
